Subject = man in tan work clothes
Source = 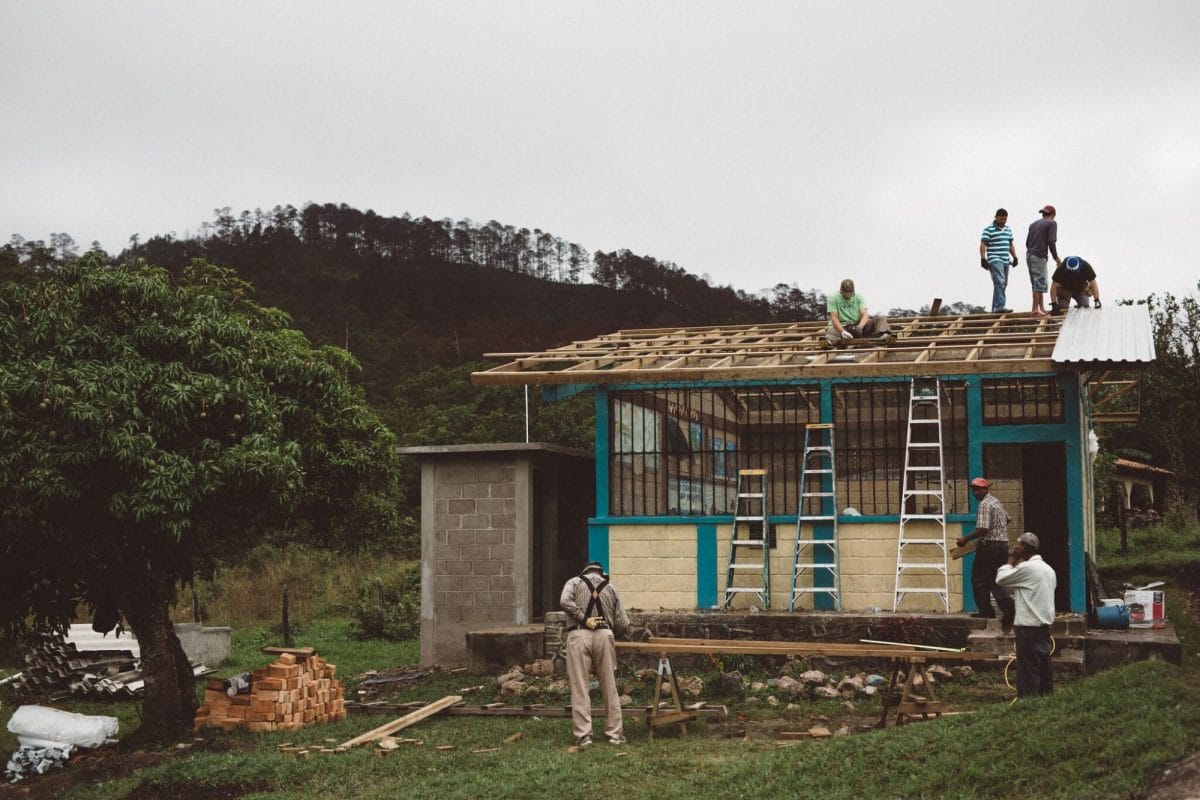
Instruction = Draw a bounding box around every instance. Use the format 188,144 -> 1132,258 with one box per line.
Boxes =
560,560 -> 630,747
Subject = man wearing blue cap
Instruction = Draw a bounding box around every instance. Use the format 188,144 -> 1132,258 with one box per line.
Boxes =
1050,256 -> 1102,312
560,561 -> 630,747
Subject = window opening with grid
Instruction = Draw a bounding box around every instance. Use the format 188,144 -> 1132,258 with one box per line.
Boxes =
608,382 -> 969,517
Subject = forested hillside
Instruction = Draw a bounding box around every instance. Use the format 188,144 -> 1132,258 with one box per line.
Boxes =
6,203 -> 979,401
3,202 -> 992,520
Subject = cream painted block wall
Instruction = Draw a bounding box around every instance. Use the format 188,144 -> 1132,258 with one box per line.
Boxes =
716,522 -> 966,613
609,525 -> 698,610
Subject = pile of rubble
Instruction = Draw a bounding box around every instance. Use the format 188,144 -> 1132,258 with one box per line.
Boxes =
488,657 -> 973,708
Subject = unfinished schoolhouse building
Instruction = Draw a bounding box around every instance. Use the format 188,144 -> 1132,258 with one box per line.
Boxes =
470,307 -> 1155,620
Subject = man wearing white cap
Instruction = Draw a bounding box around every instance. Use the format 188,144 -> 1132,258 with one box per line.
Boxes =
560,560 -> 630,747
996,532 -> 1058,697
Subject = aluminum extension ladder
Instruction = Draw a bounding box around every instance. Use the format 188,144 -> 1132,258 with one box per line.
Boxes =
790,423 -> 841,611
893,378 -> 950,611
723,469 -> 771,610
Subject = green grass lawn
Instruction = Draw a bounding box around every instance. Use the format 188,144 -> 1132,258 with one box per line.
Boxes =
3,522 -> 1200,799
31,658 -> 1200,800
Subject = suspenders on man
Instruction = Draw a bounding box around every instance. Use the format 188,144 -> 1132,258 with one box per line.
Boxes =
560,561 -> 630,746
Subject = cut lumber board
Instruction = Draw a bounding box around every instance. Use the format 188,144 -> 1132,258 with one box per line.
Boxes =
345,702 -> 728,720
340,695 -> 463,749
950,541 -> 976,560
261,646 -> 316,657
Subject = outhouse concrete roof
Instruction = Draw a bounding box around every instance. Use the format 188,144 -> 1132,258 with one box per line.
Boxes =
396,442 -> 592,460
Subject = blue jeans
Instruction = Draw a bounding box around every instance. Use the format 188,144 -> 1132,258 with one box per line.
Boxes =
988,259 -> 1010,311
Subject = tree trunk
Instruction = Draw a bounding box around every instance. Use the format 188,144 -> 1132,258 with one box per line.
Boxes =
122,577 -> 197,741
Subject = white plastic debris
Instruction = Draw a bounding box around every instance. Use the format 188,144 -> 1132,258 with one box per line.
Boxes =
6,743 -> 73,783
7,704 -> 118,749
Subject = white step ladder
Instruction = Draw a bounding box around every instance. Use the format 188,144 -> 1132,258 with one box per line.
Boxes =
723,469 -> 771,610
790,424 -> 841,611
893,378 -> 950,611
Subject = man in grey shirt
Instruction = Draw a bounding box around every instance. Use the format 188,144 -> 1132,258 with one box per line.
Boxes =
1025,206 -> 1060,317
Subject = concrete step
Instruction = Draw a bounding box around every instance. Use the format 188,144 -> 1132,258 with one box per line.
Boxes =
966,626 -> 1086,676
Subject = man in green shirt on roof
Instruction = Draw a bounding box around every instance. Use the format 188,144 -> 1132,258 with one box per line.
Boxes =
825,278 -> 892,346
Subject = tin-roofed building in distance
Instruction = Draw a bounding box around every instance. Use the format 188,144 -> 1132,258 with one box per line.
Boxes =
471,307 -> 1155,618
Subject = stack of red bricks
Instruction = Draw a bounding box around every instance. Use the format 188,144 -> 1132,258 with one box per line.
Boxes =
194,652 -> 347,732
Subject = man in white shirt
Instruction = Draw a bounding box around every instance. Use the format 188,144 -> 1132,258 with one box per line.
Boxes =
995,532 -> 1057,698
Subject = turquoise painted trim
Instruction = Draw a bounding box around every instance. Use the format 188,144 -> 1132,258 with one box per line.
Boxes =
593,515 -> 731,525
587,523 -> 609,572
542,383 -> 593,402
590,514 -> 975,526
959,522 -> 977,612
1060,374 -> 1086,613
697,524 -> 718,608
595,389 -> 610,518
975,423 -> 1070,443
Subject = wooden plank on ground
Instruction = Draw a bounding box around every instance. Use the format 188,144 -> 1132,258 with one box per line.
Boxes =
340,695 -> 463,749
345,702 -> 727,721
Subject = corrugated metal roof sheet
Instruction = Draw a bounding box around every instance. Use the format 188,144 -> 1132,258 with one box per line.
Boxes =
1052,305 -> 1156,365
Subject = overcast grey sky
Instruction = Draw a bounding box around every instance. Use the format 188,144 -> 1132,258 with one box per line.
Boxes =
3,1 -> 1198,312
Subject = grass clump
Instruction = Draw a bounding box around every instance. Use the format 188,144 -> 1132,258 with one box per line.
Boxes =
348,563 -> 421,641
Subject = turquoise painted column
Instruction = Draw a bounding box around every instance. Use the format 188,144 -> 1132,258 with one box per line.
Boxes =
1060,374 -> 1086,613
590,389 -> 610,572
587,523 -> 610,573
594,388 -> 610,518
697,524 -> 717,608
813,382 -> 836,610
962,376 -> 984,613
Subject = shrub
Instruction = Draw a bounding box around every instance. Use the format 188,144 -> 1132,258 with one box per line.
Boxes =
349,563 -> 421,640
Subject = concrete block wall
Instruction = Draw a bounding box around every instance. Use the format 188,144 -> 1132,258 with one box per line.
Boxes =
609,524 -> 698,609
714,521 -> 964,613
423,459 -> 521,664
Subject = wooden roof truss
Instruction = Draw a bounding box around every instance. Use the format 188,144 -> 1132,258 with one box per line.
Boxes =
474,312 -> 1065,387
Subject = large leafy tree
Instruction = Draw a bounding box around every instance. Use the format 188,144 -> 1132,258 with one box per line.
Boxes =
0,256 -> 400,738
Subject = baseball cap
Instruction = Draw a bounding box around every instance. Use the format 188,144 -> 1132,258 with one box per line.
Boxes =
1017,532 -> 1040,550
1040,205 -> 1056,215
1064,256 -> 1082,271
970,477 -> 990,488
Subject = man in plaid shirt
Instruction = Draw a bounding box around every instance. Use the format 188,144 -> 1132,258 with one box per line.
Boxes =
956,477 -> 1016,630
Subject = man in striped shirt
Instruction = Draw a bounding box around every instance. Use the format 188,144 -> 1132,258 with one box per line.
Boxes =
979,208 -> 1018,313
956,477 -> 1015,630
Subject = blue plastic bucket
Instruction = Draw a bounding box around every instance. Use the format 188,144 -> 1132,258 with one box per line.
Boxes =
1095,603 -> 1130,629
